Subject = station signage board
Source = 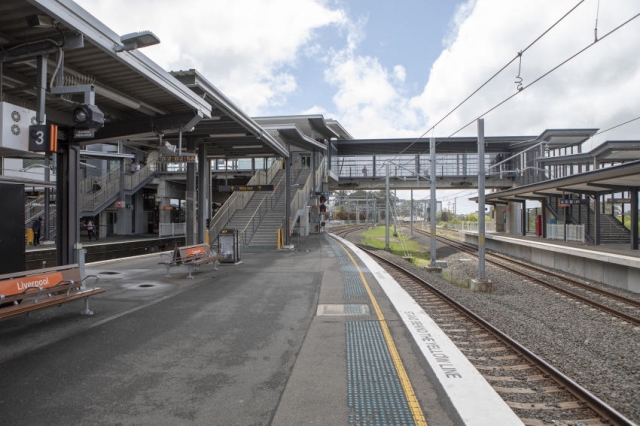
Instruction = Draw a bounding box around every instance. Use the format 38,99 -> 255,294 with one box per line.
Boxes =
163,155 -> 197,163
218,185 -> 275,192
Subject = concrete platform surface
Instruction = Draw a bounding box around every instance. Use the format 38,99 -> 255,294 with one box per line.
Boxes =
0,233 -> 520,425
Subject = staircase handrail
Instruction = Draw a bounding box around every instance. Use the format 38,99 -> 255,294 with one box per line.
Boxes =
239,195 -> 271,246
81,174 -> 121,212
289,158 -> 325,234
25,195 -> 45,225
239,171 -> 289,245
269,171 -> 287,209
210,160 -> 283,241
79,163 -> 121,195
125,160 -> 159,191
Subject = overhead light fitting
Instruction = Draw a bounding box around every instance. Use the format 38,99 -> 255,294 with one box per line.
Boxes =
231,145 -> 262,149
26,14 -> 55,28
115,31 -> 160,52
209,133 -> 247,138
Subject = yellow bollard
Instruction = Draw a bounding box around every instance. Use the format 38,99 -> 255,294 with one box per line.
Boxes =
26,228 -> 34,245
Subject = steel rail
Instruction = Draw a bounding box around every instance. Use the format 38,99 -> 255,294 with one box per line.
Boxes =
418,229 -> 640,326
359,246 -> 636,426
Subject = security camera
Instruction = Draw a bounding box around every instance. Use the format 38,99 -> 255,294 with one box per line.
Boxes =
72,104 -> 104,130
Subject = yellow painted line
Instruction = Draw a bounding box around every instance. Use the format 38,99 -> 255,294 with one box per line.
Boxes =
337,241 -> 428,426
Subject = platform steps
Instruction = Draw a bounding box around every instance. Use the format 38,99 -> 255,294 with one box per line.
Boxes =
221,170 -> 287,247
599,214 -> 631,244
219,168 -> 312,248
547,196 -> 630,244
245,168 -> 312,247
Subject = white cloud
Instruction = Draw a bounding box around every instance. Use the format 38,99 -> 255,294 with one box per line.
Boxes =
412,0 -> 640,146
76,0 -> 640,148
322,16 -> 425,138
76,0 -> 346,115
325,54 -> 423,138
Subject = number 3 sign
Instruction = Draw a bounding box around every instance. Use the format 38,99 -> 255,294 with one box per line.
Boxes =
29,124 -> 58,152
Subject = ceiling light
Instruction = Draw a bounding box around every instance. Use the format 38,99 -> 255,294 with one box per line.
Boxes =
26,14 -> 55,28
231,145 -> 262,149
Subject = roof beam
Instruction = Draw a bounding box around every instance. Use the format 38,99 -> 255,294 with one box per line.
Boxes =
586,183 -> 633,191
79,111 -> 204,145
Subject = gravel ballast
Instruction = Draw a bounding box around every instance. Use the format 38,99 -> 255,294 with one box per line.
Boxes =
345,229 -> 640,424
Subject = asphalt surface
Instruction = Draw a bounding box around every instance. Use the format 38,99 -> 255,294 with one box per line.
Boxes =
0,234 -> 453,426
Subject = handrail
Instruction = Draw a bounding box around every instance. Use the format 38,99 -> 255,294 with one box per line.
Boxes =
124,160 -> 158,191
25,195 -> 45,225
210,160 -> 283,242
239,171 -> 287,246
289,158 -> 325,234
239,196 -> 270,245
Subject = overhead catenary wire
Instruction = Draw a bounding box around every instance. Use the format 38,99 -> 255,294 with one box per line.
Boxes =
393,0 -> 587,159
447,11 -> 640,138
593,115 -> 640,137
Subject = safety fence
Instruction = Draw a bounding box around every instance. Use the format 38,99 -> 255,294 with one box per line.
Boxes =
547,224 -> 585,243
159,222 -> 186,237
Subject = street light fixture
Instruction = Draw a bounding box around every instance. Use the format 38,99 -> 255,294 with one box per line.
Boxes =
115,31 -> 161,52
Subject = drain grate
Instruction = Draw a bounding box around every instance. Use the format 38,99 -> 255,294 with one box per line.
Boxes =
346,321 -> 415,425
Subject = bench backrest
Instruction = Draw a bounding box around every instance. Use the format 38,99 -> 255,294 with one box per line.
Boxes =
0,264 -> 82,298
177,244 -> 210,262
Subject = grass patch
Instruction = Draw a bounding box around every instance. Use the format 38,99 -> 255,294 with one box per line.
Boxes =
360,226 -> 431,266
441,271 -> 471,289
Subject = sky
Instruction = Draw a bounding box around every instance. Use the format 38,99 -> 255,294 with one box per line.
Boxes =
75,0 -> 640,213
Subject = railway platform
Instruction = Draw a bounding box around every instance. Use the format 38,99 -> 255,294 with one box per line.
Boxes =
459,231 -> 640,293
1,232 -> 522,425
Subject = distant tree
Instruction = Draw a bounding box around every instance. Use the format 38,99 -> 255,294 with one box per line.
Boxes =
335,210 -> 349,220
465,213 -> 479,222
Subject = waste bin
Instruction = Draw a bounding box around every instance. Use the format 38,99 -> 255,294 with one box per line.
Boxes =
218,229 -> 240,263
535,214 -> 543,237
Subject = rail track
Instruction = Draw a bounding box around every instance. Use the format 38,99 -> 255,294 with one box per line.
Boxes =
357,244 -> 635,426
414,228 -> 640,326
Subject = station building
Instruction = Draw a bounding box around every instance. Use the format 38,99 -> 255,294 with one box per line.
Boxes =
1,0 -> 639,274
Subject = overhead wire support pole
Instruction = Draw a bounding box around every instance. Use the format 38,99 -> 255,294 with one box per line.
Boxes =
385,163 -> 390,251
477,119 -> 486,280
476,118 -> 489,289
429,136 -> 438,269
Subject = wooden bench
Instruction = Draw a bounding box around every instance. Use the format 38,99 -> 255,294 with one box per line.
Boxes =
159,243 -> 221,279
0,264 -> 104,320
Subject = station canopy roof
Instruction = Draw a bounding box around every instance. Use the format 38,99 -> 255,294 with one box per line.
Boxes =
483,160 -> 640,205
0,0 -> 291,159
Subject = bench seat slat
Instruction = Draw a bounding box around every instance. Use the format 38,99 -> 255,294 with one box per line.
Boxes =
159,243 -> 221,278
0,288 -> 105,320
0,267 -> 103,320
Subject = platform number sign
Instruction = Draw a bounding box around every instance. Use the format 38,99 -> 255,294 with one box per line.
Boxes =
29,124 -> 58,153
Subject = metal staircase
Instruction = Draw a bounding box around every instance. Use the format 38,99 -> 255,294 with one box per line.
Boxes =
24,155 -> 161,238
547,196 -> 630,244
223,170 -> 287,247
211,163 -> 318,248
